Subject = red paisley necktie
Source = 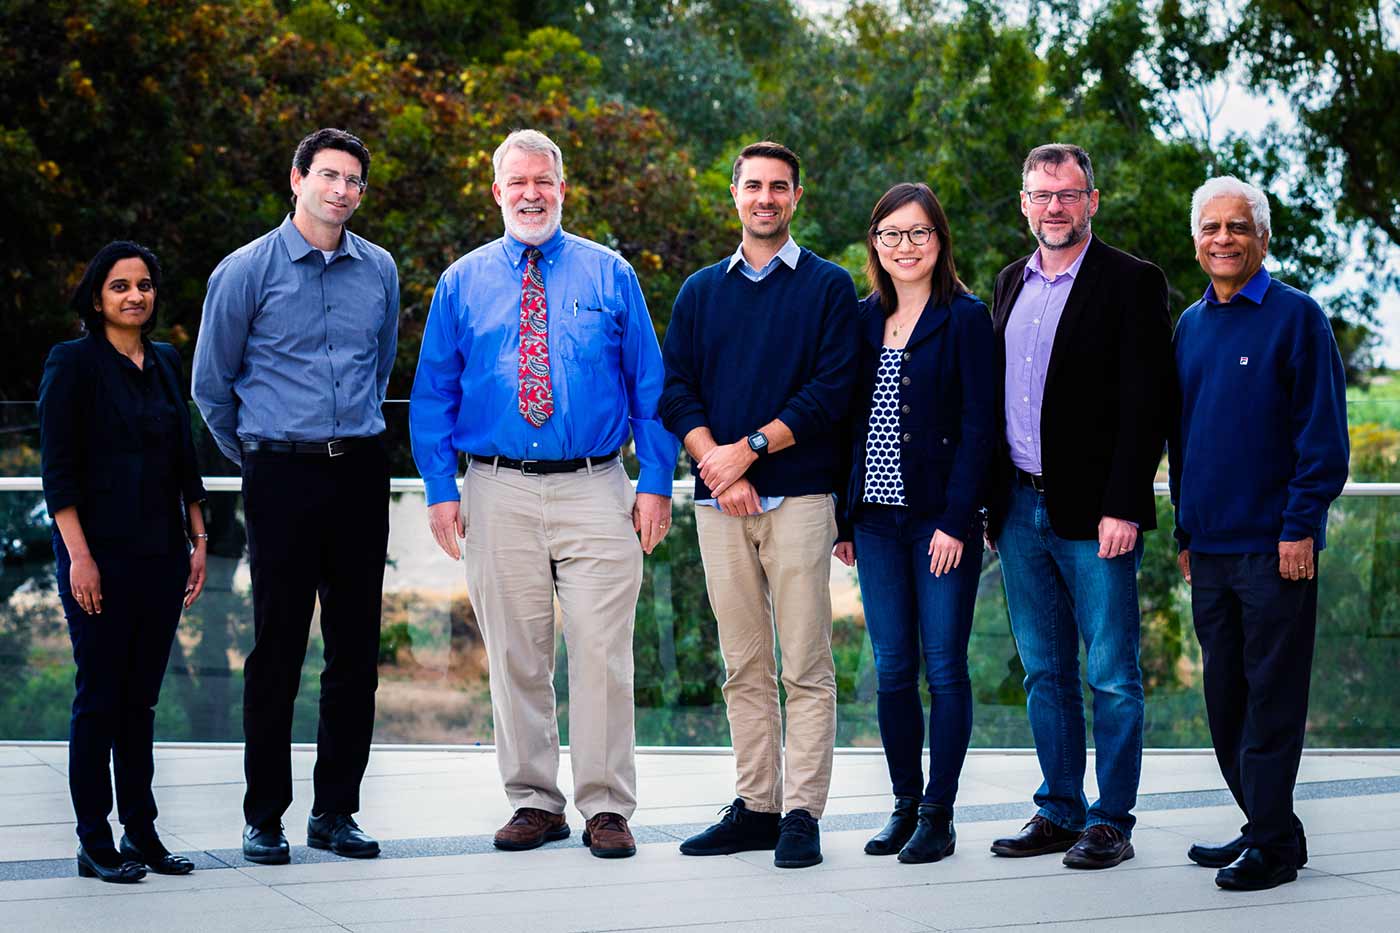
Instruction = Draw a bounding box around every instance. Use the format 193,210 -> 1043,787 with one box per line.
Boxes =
517,247 -> 553,427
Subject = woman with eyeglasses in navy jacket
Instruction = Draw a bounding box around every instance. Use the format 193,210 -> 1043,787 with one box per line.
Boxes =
834,184 -> 996,864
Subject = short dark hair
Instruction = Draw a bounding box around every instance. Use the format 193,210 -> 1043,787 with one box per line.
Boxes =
731,141 -> 800,188
292,127 -> 371,180
865,183 -> 967,314
1022,143 -> 1095,190
70,240 -> 162,336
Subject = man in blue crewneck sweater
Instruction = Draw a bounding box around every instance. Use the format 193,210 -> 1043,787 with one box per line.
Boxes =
660,141 -> 858,869
1169,175 -> 1349,892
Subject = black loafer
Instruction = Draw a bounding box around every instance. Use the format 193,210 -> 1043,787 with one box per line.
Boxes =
242,822 -> 290,865
865,796 -> 919,856
120,832 -> 194,875
1216,847 -> 1298,891
77,844 -> 146,883
990,815 -> 1080,857
307,812 -> 380,859
898,804 -> 956,864
1063,824 -> 1135,869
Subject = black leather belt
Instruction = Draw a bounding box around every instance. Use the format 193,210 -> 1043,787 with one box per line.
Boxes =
470,450 -> 619,475
1015,467 -> 1047,493
242,437 -> 377,458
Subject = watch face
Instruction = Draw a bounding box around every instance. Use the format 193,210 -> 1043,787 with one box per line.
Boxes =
748,432 -> 768,452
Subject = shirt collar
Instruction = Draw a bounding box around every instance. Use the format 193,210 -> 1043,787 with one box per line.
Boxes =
726,236 -> 800,275
277,214 -> 362,262
1024,234 -> 1093,283
503,227 -> 567,268
1203,265 -> 1271,306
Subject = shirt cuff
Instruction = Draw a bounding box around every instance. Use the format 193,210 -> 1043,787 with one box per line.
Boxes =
636,465 -> 673,498
424,474 -> 462,507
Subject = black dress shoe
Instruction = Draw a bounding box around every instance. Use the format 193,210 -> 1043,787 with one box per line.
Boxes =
990,815 -> 1080,857
679,799 -> 780,856
1063,824 -> 1135,869
76,844 -> 146,883
1189,828 -> 1308,868
774,809 -> 822,869
865,796 -> 919,856
120,832 -> 194,875
243,822 -> 290,865
307,812 -> 380,859
898,804 -> 956,864
1216,847 -> 1298,891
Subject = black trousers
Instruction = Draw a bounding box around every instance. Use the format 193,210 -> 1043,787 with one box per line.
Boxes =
1191,551 -> 1318,861
241,440 -> 389,828
56,535 -> 188,849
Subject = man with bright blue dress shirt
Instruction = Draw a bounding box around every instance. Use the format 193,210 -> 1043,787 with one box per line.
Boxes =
409,129 -> 676,860
193,128 -> 398,865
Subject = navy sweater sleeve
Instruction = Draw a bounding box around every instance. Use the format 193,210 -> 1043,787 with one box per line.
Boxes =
1281,296 -> 1350,541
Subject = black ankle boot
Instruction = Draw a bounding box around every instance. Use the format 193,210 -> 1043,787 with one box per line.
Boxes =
898,804 -> 955,864
865,796 -> 919,855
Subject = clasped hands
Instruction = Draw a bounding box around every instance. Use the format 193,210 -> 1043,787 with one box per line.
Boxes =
699,441 -> 761,516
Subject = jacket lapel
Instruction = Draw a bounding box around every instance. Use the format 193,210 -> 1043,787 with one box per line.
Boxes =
903,296 -> 950,352
87,333 -> 142,438
994,257 -> 1030,337
1044,237 -> 1105,392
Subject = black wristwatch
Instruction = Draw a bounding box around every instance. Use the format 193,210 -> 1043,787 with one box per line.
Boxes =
746,431 -> 769,456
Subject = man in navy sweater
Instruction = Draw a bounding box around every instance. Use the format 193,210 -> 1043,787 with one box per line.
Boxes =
660,141 -> 858,869
1170,175 -> 1349,891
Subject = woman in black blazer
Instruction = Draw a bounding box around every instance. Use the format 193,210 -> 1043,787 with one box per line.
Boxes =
39,241 -> 208,882
834,184 -> 996,863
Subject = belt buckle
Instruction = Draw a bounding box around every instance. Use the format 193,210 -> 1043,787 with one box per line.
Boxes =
1030,473 -> 1046,493
519,459 -> 542,475
327,439 -> 347,458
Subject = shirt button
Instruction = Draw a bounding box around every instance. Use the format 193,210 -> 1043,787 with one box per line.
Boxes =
1023,396 -> 1029,402
326,305 -> 332,312
532,442 -> 539,448
1025,356 -> 1032,362
1033,319 -> 1040,324
335,381 -> 340,388
328,345 -> 334,351
901,376 -> 911,386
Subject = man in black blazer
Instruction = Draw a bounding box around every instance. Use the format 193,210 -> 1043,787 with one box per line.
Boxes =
985,144 -> 1173,870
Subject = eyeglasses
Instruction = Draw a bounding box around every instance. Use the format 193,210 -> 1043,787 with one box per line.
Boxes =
309,168 -> 367,193
873,225 -> 936,248
1024,188 -> 1092,205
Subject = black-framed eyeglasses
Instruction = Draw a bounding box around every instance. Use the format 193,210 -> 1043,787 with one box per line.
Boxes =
873,225 -> 936,248
310,168 -> 368,193
1023,188 -> 1092,205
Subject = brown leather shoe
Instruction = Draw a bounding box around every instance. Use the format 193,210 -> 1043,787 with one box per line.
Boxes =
989,815 -> 1080,857
1063,824 -> 1135,869
493,808 -> 570,851
583,812 -> 637,859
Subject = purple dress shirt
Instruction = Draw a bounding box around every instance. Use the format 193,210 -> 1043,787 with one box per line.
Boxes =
1003,237 -> 1093,475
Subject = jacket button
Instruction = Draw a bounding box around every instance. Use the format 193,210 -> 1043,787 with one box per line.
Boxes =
902,433 -> 912,442
902,352 -> 912,362
942,437 -> 950,445
901,404 -> 910,414
901,376 -> 911,386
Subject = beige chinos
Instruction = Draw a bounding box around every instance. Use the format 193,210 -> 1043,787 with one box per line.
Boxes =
694,493 -> 838,817
463,457 -> 642,819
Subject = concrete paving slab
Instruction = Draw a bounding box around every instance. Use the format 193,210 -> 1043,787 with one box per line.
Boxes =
959,892 -> 1400,932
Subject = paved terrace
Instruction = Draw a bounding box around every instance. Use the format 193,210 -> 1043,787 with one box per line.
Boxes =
1,744 -> 1398,931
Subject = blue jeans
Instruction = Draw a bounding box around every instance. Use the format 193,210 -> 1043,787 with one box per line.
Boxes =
996,482 -> 1144,835
854,504 -> 983,808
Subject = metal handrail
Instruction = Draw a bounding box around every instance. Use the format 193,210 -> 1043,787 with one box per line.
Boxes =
1,477 -> 1397,495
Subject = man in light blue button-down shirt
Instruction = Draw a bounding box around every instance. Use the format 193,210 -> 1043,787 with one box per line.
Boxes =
410,129 -> 677,859
193,128 -> 399,866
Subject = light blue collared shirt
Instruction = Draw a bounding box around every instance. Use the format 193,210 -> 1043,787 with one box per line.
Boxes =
726,236 -> 801,283
193,215 -> 400,465
699,237 -> 803,513
410,227 -> 677,506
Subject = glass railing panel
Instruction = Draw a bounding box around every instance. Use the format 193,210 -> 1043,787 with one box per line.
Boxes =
2,483 -> 1396,747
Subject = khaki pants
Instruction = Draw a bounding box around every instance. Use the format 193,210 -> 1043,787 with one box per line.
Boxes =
694,494 -> 837,817
463,458 -> 642,819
